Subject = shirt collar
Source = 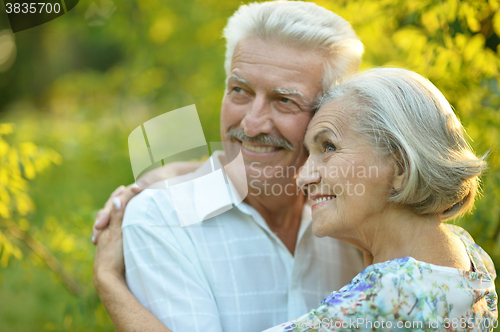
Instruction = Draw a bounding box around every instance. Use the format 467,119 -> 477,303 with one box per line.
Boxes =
192,150 -> 246,221
185,150 -> 312,240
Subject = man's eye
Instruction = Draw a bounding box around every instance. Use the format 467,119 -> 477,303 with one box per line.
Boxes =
322,142 -> 336,153
280,97 -> 293,103
233,87 -> 244,93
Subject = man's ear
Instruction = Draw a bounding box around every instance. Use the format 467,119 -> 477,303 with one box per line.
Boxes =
391,152 -> 406,192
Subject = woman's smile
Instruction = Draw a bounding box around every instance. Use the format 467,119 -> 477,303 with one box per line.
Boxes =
310,194 -> 336,210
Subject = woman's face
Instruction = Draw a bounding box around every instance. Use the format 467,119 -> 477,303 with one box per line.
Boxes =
297,99 -> 397,241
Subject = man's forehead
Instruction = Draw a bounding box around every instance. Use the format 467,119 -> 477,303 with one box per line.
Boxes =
230,38 -> 325,84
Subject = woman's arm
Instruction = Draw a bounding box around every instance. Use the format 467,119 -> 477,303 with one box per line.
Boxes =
95,273 -> 172,332
93,195 -> 172,332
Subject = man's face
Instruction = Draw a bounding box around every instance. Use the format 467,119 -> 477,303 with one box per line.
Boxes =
221,38 -> 326,185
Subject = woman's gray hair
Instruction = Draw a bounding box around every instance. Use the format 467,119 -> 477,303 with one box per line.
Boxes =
320,68 -> 487,220
223,1 -> 364,94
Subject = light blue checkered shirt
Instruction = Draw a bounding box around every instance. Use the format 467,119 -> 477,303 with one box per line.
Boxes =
123,151 -> 364,332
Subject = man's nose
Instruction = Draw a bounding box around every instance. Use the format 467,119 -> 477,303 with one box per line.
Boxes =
241,95 -> 273,137
297,157 -> 321,190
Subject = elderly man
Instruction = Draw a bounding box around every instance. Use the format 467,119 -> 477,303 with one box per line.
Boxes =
93,1 -> 364,331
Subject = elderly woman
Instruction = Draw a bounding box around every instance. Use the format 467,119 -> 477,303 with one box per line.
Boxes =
95,68 -> 497,331
265,68 -> 497,331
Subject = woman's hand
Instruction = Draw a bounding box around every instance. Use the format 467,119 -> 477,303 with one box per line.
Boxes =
92,184 -> 143,245
94,184 -> 143,287
92,161 -> 202,244
93,195 -> 127,287
93,190 -> 172,332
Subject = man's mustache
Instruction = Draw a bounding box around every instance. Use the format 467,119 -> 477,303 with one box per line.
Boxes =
226,128 -> 295,151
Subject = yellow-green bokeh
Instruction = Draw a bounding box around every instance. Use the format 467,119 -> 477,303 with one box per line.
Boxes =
0,0 -> 499,330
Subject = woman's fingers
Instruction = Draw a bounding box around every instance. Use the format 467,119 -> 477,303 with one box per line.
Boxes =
111,185 -> 126,198
93,186 -> 123,235
95,185 -> 126,228
93,184 -> 144,244
108,184 -> 144,229
109,197 -> 123,229
92,200 -> 113,244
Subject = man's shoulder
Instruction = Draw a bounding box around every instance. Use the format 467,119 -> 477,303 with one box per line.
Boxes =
123,184 -> 178,228
123,156 -> 216,226
122,165 -> 216,229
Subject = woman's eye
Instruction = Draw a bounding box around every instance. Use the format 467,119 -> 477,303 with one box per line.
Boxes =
322,142 -> 336,153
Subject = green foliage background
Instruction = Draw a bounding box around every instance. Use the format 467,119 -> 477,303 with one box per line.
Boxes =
0,0 -> 499,330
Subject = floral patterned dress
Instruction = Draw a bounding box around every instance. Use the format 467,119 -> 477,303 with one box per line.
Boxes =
264,225 -> 497,331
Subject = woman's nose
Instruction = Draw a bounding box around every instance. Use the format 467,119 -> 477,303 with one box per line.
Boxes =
297,157 -> 321,190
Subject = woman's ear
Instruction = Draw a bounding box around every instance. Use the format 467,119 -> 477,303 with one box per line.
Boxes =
391,152 -> 406,191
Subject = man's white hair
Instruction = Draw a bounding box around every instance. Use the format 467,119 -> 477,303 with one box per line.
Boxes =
223,1 -> 364,95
